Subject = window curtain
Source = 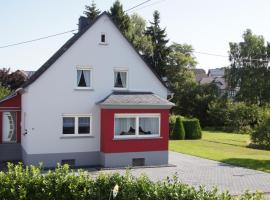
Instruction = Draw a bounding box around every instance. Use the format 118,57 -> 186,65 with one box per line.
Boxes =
77,70 -> 82,86
139,117 -> 159,135
115,118 -> 136,135
120,72 -> 126,88
84,71 -> 90,87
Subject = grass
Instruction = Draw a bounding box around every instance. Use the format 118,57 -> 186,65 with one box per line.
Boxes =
169,130 -> 270,173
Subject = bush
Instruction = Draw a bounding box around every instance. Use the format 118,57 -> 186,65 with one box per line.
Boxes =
171,117 -> 185,140
183,118 -> 202,139
250,116 -> 270,150
208,100 -> 263,133
0,163 -> 263,200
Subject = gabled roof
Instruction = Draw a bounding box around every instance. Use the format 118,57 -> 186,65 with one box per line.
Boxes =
98,91 -> 174,108
21,12 -> 168,90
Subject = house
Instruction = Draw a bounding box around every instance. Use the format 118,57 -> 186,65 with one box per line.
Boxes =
18,70 -> 36,80
0,12 -> 174,168
191,68 -> 208,83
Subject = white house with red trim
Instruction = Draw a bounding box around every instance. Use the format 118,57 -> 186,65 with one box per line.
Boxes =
0,12 -> 174,168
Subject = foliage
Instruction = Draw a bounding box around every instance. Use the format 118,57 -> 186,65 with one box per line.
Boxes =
183,118 -> 202,139
84,1 -> 101,21
126,14 -> 153,56
170,130 -> 270,173
0,85 -> 11,99
171,117 -> 185,140
109,0 -> 130,35
145,10 -> 170,77
0,68 -> 26,90
227,29 -> 270,105
0,163 -> 263,200
208,100 -> 263,133
251,115 -> 270,149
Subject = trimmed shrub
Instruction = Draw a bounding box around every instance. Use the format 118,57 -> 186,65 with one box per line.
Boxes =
250,116 -> 270,150
171,117 -> 185,140
183,118 -> 202,139
0,163 -> 263,200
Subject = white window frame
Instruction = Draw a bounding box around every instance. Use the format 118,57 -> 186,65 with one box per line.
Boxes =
76,66 -> 93,90
114,113 -> 161,139
113,68 -> 128,90
99,32 -> 108,45
62,114 -> 92,136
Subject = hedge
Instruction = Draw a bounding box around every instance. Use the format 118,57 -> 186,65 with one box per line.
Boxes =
171,117 -> 185,140
183,118 -> 202,139
0,163 -> 263,200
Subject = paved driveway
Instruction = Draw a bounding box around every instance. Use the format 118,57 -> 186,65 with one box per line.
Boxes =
94,151 -> 270,196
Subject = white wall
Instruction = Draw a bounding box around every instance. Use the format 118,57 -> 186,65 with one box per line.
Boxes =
21,14 -> 168,154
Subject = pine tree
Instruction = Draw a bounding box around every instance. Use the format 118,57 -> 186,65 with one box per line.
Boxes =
84,1 -> 101,21
146,10 -> 170,77
109,0 -> 130,35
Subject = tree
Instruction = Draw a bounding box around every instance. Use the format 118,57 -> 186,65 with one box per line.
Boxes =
146,10 -> 170,77
166,43 -> 197,114
0,68 -> 26,90
126,14 -> 153,56
109,0 -> 130,35
0,85 -> 10,99
227,29 -> 270,105
84,1 -> 101,21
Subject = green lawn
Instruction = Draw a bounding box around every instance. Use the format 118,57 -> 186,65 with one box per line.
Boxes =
169,131 -> 270,173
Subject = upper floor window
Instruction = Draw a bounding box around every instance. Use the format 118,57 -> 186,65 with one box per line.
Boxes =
99,33 -> 107,45
114,69 -> 128,89
76,67 -> 92,89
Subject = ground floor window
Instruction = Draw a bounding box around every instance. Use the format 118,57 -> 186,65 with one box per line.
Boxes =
114,113 -> 160,138
2,111 -> 17,143
62,114 -> 91,135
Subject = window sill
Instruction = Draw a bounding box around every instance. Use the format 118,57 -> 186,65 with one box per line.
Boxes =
99,42 -> 109,46
113,136 -> 162,141
112,88 -> 128,91
74,87 -> 94,91
60,135 -> 94,139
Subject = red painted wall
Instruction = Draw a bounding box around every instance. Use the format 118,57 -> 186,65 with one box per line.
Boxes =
101,109 -> 169,153
0,93 -> 21,144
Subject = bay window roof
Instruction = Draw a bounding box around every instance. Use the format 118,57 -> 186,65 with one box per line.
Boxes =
98,91 -> 174,109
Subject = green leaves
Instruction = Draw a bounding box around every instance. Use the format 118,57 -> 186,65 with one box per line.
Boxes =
0,163 -> 264,200
227,29 -> 270,105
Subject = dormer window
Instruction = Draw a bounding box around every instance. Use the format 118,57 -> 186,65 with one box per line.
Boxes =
76,67 -> 92,89
114,69 -> 128,89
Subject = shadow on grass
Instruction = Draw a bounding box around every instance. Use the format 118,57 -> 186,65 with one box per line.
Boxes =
220,158 -> 270,173
203,139 -> 245,148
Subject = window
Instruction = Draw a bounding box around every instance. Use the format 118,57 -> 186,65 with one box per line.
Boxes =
63,117 -> 75,134
101,33 -> 106,43
77,68 -> 91,88
114,70 -> 128,89
2,112 -> 17,143
114,114 -> 160,138
62,114 -> 91,135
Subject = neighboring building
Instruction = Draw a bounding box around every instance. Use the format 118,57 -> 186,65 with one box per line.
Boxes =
191,68 -> 208,83
208,68 -> 225,78
0,12 -> 174,168
19,70 -> 36,80
193,67 -> 237,97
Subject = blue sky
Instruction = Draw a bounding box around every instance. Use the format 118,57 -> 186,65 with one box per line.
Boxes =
0,0 -> 269,72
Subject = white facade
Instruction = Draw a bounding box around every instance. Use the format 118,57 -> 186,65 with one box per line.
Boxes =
21,14 -> 168,155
